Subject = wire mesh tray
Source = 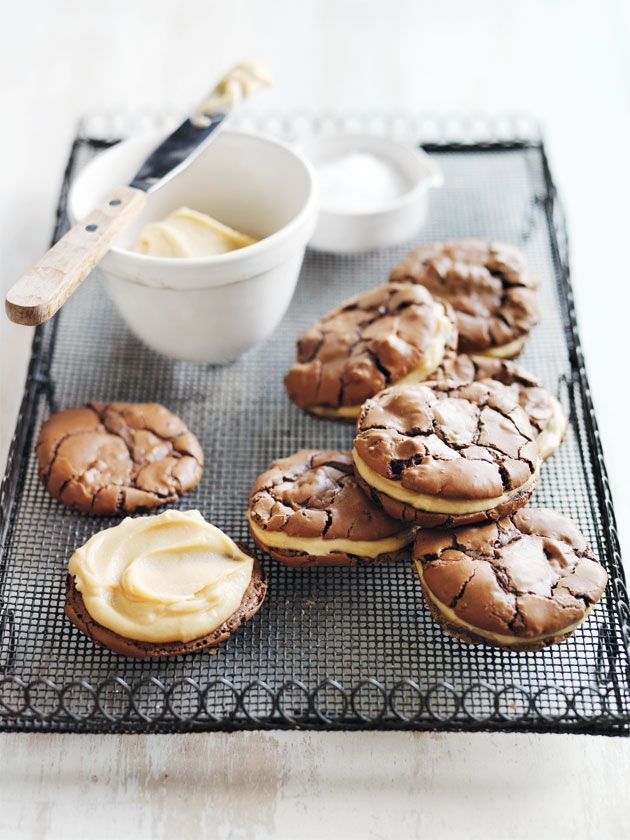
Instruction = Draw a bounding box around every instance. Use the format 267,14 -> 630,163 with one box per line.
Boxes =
1,114 -> 629,735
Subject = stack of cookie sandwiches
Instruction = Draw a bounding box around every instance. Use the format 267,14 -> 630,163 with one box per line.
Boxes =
37,237 -> 606,659
36,401 -> 267,657
251,238 -> 607,651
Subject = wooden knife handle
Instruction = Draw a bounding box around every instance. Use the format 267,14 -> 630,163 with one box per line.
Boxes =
5,185 -> 146,326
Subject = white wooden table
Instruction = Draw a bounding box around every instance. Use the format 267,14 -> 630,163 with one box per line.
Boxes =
1,1 -> 629,837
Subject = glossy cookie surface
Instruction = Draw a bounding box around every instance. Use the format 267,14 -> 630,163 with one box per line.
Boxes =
432,354 -> 567,460
284,282 -> 457,420
390,239 -> 539,357
36,401 -> 203,515
353,380 -> 541,527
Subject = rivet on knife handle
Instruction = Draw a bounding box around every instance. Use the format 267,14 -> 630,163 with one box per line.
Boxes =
5,185 -> 146,326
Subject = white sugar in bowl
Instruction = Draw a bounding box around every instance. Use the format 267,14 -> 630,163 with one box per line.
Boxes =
68,130 -> 318,363
303,133 -> 443,253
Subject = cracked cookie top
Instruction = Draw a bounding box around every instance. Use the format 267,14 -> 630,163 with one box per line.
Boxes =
248,450 -> 407,542
36,402 -> 203,515
389,239 -> 539,354
354,381 -> 540,500
431,354 -> 564,450
284,282 -> 457,411
432,354 -> 540,389
414,508 -> 607,640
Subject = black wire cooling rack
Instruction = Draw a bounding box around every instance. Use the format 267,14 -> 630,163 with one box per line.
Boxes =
0,114 -> 628,735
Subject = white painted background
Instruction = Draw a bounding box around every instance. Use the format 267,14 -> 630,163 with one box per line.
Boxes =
0,1 -> 629,837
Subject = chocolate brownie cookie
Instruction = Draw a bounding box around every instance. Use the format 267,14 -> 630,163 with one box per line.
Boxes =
65,561 -> 267,658
413,508 -> 607,650
284,282 -> 458,421
389,240 -> 539,357
65,509 -> 266,658
353,380 -> 540,527
248,450 -> 415,567
36,402 -> 203,514
432,354 -> 567,460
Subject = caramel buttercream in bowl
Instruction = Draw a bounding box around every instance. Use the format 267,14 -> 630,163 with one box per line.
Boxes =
133,206 -> 258,258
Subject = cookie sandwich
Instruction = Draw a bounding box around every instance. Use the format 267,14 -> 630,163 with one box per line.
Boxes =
352,380 -> 540,527
284,282 -> 457,421
433,354 -> 567,460
66,509 -> 266,657
36,402 -> 203,514
413,508 -> 608,650
390,239 -> 539,358
248,450 -> 416,566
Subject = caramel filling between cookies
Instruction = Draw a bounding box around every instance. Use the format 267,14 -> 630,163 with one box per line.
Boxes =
480,335 -> 527,359
68,510 -> 254,644
537,396 -> 567,460
310,404 -> 363,420
352,449 -> 539,515
415,560 -> 594,645
309,304 -> 454,420
248,514 -> 415,558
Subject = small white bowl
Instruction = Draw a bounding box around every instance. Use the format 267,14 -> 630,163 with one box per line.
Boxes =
303,133 -> 442,254
68,130 -> 318,363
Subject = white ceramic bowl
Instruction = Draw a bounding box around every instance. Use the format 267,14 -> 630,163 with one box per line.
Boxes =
303,133 -> 442,253
68,130 -> 318,363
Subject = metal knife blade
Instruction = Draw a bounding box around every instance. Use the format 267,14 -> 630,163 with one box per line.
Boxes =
128,112 -> 226,193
